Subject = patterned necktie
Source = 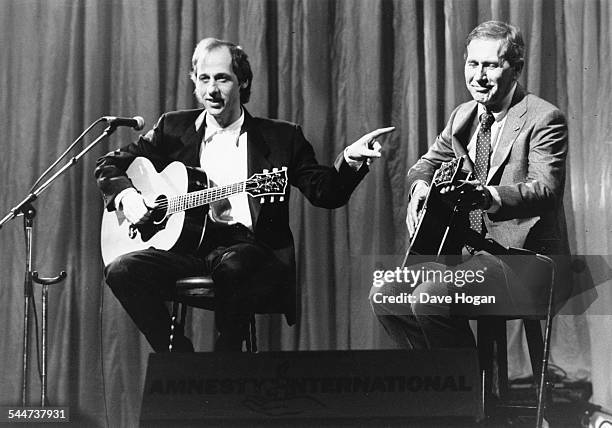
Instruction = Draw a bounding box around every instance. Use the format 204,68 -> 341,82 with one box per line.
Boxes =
469,110 -> 495,234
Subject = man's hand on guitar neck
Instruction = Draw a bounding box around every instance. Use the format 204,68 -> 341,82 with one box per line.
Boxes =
116,188 -> 150,224
406,180 -> 429,237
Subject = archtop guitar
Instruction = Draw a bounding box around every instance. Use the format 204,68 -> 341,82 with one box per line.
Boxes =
404,155 -> 472,260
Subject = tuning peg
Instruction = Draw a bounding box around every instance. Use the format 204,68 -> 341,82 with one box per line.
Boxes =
260,197 -> 265,203
270,196 -> 275,202
280,196 -> 284,202
263,169 -> 269,174
272,167 -> 278,172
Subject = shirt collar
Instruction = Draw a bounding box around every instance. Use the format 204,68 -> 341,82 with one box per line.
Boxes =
205,109 -> 244,134
478,82 -> 517,122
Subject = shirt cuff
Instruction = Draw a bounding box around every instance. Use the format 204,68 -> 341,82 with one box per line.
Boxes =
485,186 -> 501,213
343,147 -> 365,170
410,180 -> 429,197
115,187 -> 139,210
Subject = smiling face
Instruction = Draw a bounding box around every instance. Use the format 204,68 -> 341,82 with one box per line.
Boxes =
464,38 -> 520,111
193,46 -> 245,127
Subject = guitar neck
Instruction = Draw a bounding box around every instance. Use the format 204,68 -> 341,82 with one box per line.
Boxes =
167,181 -> 247,215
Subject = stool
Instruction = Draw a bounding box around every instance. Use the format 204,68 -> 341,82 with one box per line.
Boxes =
168,275 -> 257,353
476,254 -> 556,428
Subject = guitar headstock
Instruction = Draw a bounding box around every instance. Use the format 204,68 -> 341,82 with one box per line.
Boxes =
432,156 -> 469,188
245,167 -> 288,203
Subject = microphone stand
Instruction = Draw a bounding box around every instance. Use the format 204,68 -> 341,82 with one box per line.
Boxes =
0,121 -> 121,406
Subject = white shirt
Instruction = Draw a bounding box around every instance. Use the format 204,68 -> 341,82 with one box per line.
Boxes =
197,110 -> 253,230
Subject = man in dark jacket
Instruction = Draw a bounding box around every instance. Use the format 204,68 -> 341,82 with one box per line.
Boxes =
96,38 -> 392,352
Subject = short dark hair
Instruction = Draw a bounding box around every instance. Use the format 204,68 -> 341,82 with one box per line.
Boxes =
190,38 -> 253,104
465,21 -> 524,72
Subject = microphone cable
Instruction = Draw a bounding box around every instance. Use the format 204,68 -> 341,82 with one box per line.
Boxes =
98,277 -> 111,428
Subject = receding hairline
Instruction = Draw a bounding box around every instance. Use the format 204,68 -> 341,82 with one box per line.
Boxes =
465,37 -> 506,55
193,44 -> 233,68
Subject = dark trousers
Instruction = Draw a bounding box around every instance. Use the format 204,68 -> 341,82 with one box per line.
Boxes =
370,251 -> 545,349
104,223 -> 287,352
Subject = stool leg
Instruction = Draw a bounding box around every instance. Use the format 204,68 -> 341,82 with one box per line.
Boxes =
524,320 -> 544,377
535,256 -> 556,428
477,318 -> 508,418
243,315 -> 257,353
249,315 -> 257,353
477,319 -> 495,416
169,301 -> 180,352
169,302 -> 187,352
536,259 -> 556,428
495,319 -> 508,399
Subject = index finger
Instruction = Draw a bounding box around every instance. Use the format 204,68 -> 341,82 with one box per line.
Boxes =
364,126 -> 395,140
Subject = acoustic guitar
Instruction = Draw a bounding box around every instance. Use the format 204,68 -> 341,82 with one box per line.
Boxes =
100,157 -> 288,266
404,156 -> 472,260
403,155 -> 516,266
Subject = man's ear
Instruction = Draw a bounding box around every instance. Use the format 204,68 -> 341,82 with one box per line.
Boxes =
513,61 -> 524,78
240,80 -> 249,89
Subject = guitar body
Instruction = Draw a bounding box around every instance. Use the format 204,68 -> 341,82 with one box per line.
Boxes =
101,157 -> 208,266
408,187 -> 468,256
407,156 -> 471,257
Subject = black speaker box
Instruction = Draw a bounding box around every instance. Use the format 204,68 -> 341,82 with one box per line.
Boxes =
140,349 -> 482,426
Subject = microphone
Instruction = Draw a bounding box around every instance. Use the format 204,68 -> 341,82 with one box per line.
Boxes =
102,116 -> 145,130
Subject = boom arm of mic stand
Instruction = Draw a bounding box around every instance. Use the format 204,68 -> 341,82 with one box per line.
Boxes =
0,124 -> 118,228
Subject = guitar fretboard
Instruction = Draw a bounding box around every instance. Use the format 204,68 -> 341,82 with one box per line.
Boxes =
166,181 -> 247,215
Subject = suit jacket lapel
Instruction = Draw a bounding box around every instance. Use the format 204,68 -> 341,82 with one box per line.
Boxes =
242,109 -> 272,227
452,102 -> 478,173
488,85 -> 527,184
180,109 -> 206,167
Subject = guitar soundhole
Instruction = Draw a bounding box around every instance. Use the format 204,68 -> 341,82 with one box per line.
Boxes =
151,195 -> 168,223
134,195 -> 168,242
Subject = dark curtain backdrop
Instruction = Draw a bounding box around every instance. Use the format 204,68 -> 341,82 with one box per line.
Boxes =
1,0 -> 611,426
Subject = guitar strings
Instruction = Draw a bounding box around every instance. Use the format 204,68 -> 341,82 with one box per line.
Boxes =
145,173 -> 285,214
149,182 -> 247,213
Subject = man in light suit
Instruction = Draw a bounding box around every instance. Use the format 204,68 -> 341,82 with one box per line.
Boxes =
96,38 -> 393,352
370,21 -> 569,349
